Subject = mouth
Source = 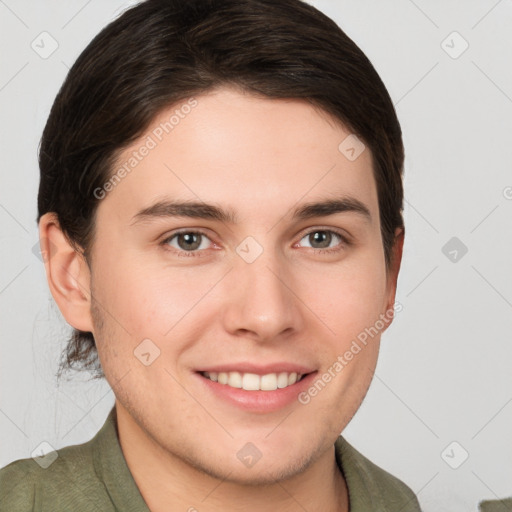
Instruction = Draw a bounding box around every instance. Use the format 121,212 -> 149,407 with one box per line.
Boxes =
194,362 -> 318,412
195,369 -> 317,412
199,370 -> 310,391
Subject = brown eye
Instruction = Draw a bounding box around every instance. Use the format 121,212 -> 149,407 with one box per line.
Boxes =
299,229 -> 346,252
308,231 -> 333,249
176,232 -> 202,251
162,230 -> 212,254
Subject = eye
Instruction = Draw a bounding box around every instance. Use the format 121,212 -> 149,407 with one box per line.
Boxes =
297,229 -> 348,254
160,227 -> 350,258
161,230 -> 213,256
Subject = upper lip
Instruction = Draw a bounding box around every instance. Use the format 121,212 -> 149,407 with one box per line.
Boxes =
196,362 -> 316,376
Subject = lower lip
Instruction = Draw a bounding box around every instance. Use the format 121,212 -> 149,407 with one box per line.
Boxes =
195,371 -> 318,413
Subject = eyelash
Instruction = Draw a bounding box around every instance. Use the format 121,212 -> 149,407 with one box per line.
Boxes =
159,228 -> 350,258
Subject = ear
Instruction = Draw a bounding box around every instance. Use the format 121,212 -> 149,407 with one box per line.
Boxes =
38,212 -> 94,332
383,227 -> 405,324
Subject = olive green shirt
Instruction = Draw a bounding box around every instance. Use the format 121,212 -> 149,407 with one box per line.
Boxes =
479,498 -> 512,512
0,405 -> 421,511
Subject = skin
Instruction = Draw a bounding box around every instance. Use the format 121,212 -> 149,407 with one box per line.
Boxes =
40,86 -> 403,511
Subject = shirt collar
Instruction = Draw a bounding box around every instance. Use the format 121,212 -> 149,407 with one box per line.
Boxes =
92,405 -> 151,511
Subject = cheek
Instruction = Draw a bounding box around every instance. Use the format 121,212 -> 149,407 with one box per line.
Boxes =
295,261 -> 386,423
96,252 -> 220,339
301,254 -> 388,341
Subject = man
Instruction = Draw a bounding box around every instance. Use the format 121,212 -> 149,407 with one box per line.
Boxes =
0,0 -> 420,510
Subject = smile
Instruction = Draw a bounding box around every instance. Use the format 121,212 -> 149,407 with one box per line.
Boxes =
200,371 -> 307,391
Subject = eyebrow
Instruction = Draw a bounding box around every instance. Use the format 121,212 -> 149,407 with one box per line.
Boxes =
130,197 -> 372,225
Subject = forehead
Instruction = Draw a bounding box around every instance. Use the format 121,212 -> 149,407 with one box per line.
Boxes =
99,86 -> 377,225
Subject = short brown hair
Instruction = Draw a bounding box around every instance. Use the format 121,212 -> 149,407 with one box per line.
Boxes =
38,0 -> 404,380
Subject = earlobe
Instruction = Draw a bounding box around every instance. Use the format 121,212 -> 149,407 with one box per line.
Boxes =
38,212 -> 94,332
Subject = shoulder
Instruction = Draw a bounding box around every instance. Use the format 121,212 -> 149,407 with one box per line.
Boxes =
479,498 -> 512,511
0,456 -> 37,508
0,410 -> 119,512
335,436 -> 421,512
0,438 -> 99,511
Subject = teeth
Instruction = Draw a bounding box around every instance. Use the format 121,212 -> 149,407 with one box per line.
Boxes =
202,371 -> 303,391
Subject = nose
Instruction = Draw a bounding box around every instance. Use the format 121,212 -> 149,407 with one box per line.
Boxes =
220,243 -> 305,342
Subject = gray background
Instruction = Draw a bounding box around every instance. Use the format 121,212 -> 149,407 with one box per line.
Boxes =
1,1 -> 511,510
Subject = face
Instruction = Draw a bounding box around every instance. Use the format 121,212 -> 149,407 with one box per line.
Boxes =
86,86 -> 400,484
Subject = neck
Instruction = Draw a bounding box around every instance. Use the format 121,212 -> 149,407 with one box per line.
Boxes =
115,403 -> 349,512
